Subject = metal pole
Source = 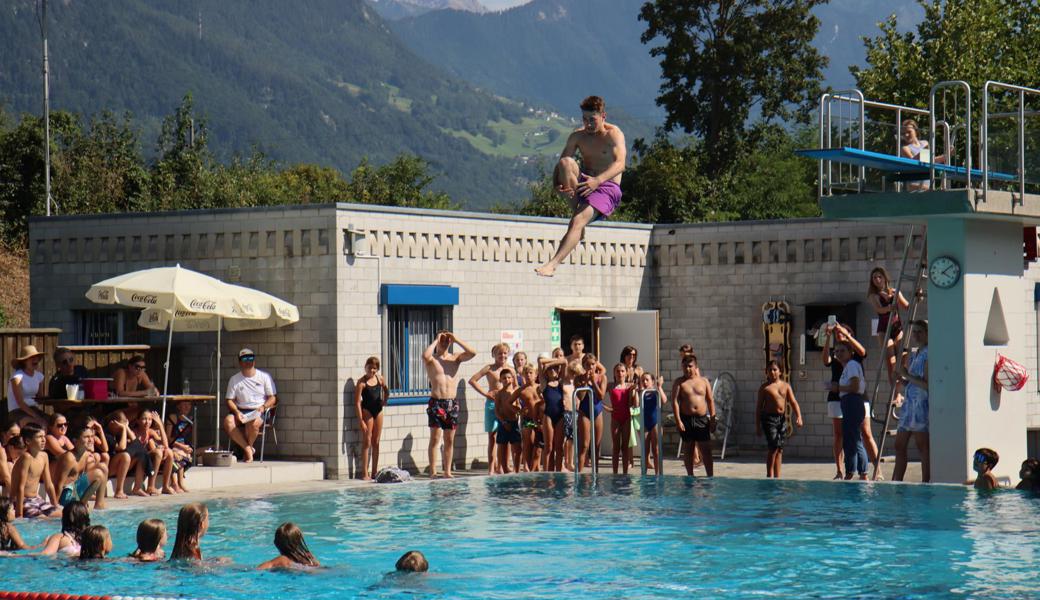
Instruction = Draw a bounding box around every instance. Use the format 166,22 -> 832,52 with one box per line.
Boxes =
215,317 -> 222,449
1020,89 -> 1027,202
982,83 -> 990,200
41,0 -> 52,216
161,306 -> 176,422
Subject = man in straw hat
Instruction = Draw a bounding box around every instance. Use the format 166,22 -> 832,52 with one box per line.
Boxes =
7,344 -> 47,427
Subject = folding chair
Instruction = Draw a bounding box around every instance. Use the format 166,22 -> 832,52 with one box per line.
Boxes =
259,405 -> 277,462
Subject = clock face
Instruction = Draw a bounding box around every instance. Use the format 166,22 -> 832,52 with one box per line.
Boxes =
929,256 -> 961,289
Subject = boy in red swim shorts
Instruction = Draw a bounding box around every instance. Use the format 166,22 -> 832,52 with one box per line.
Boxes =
535,96 -> 626,277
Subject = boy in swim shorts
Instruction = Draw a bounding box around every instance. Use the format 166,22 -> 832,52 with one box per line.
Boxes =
494,369 -> 522,473
423,332 -> 476,478
756,361 -> 803,479
11,423 -> 59,518
536,96 -> 626,277
468,343 -> 512,475
672,355 -> 716,477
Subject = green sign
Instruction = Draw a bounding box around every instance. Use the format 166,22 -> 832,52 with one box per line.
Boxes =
550,309 -> 561,349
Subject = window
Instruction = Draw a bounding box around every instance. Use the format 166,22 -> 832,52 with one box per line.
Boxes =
381,284 -> 459,403
74,310 -> 149,345
386,306 -> 453,397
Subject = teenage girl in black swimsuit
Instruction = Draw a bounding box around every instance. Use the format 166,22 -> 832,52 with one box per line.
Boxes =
355,356 -> 389,481
868,267 -> 909,386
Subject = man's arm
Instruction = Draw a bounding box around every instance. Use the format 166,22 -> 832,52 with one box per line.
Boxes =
449,334 -> 477,363
786,384 -> 803,427
560,131 -> 580,160
671,382 -> 684,432
422,337 -> 440,363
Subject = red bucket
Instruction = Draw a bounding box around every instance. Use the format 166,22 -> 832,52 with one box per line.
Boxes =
81,378 -> 111,400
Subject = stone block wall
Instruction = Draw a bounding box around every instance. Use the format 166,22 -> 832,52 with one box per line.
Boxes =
651,219 -> 928,459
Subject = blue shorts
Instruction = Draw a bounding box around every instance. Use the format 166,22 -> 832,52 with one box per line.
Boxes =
484,399 -> 499,433
496,422 -> 521,445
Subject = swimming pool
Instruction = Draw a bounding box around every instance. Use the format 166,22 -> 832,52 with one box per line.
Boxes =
5,474 -> 1040,599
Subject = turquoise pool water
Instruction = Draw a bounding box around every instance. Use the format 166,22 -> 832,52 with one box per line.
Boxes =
4,475 -> 1040,599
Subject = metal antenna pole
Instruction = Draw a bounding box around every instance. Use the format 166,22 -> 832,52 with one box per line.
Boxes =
41,0 -> 52,216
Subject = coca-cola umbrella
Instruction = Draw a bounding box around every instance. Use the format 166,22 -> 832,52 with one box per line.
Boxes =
136,285 -> 299,446
85,264 -> 255,421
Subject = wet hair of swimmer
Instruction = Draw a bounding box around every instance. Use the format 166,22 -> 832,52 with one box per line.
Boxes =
274,522 -> 318,566
396,550 -> 429,572
134,518 -> 166,555
171,502 -> 208,561
79,525 -> 111,559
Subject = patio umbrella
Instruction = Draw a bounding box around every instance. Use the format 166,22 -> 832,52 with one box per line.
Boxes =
136,283 -> 299,446
86,265 -> 250,421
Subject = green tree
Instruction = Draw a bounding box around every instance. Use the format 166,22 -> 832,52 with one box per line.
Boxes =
509,164 -> 571,218
852,0 -> 1040,108
345,155 -> 456,210
639,0 -> 828,175
150,93 -> 215,211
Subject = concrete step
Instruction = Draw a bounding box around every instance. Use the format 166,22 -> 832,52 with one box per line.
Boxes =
103,460 -> 324,496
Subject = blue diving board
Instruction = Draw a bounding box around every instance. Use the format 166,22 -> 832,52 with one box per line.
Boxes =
796,146 -> 1018,182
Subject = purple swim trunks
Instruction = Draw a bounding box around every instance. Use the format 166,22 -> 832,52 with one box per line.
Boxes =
578,173 -> 622,218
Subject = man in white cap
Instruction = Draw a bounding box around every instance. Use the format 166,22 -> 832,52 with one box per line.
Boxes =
222,348 -> 277,462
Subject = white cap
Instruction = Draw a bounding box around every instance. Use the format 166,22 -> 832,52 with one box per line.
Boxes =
238,348 -> 255,358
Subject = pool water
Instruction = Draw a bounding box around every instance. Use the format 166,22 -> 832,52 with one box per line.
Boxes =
5,474 -> 1040,599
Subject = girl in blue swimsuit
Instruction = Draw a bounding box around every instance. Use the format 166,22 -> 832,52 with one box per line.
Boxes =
636,372 -> 662,474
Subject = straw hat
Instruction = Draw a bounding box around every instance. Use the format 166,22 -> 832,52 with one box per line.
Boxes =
11,344 -> 44,368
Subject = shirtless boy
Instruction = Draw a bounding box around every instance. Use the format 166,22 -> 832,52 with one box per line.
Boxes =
423,331 -> 476,478
468,343 -> 511,475
516,364 -> 543,472
493,369 -> 522,474
756,361 -> 803,479
12,423 -> 60,518
672,355 -> 716,477
54,423 -> 108,510
536,96 -> 626,277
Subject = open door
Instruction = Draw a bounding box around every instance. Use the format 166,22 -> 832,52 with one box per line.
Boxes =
596,310 -> 660,456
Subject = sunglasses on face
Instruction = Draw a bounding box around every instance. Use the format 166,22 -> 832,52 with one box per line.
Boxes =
240,356 -> 255,363
55,423 -> 67,428
133,364 -> 146,370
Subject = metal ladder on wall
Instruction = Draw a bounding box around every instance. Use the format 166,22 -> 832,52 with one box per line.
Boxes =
869,225 -> 927,479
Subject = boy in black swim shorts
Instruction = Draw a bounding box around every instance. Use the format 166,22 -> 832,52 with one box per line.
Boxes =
756,361 -> 803,479
493,369 -> 522,473
672,355 -> 716,477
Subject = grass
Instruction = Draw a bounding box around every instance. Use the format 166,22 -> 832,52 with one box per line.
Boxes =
444,114 -> 575,158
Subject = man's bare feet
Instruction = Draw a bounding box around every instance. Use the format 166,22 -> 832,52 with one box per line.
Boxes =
535,264 -> 557,277
243,447 -> 255,463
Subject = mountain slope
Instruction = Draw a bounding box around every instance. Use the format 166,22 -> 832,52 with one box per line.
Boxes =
390,0 -> 663,121
0,0 -> 536,208
390,0 -> 924,124
367,0 -> 487,20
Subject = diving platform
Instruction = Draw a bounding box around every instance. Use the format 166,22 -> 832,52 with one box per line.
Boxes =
805,82 -> 1040,223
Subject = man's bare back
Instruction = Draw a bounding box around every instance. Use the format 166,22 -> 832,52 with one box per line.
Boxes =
676,376 -> 711,417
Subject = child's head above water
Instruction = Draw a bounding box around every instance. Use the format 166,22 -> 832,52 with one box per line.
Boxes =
1020,458 -> 1040,482
135,518 -> 167,555
973,448 -> 999,473
274,522 -> 318,566
396,550 -> 428,572
79,525 -> 112,560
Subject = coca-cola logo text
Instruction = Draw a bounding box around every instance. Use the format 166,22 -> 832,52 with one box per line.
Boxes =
131,293 -> 158,304
189,299 -> 218,311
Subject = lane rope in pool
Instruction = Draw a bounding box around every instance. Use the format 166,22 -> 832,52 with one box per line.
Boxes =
0,592 -> 198,600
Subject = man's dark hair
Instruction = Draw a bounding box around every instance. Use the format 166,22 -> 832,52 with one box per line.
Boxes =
569,334 -> 584,344
976,447 -> 999,469
682,354 -> 698,367
21,423 -> 43,441
580,96 -> 605,113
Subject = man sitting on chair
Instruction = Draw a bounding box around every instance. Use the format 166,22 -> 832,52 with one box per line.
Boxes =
223,349 -> 277,463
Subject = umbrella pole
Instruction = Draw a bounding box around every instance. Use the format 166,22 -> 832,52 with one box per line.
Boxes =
215,318 -> 222,449
161,308 -> 176,422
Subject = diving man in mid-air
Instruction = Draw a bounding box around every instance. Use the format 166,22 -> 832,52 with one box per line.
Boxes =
535,95 -> 626,277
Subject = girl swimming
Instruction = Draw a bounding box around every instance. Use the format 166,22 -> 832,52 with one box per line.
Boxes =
257,522 -> 320,569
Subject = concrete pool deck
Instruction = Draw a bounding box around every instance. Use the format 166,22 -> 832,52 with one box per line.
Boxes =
98,456 -> 928,512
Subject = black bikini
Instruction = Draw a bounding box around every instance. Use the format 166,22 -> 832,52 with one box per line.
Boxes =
360,381 -> 384,417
